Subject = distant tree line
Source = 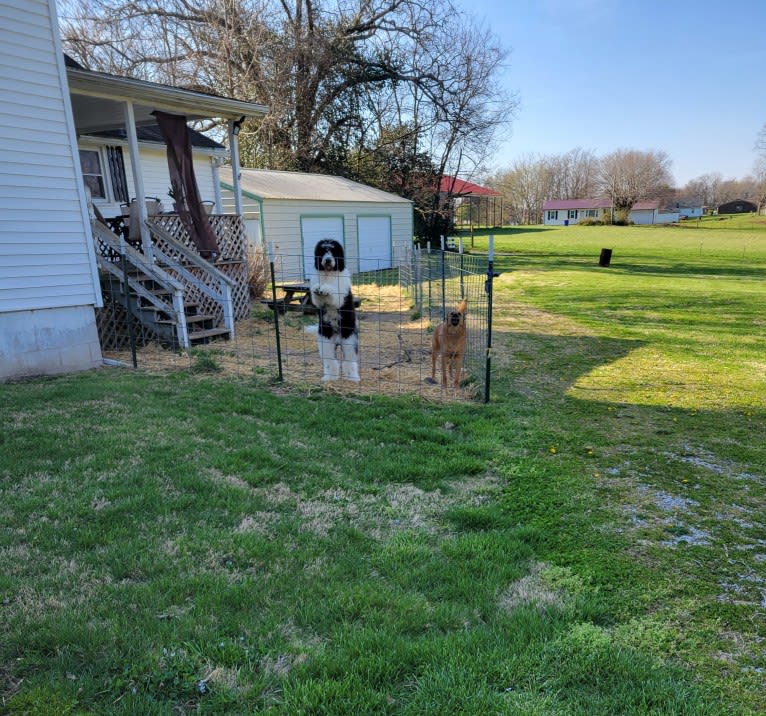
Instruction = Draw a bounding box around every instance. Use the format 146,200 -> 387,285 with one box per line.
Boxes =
59,0 -> 515,239
488,145 -> 766,226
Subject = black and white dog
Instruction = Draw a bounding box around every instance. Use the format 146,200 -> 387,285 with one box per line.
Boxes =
310,239 -> 360,382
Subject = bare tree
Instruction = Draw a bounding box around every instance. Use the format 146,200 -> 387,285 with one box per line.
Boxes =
60,0 -> 514,212
598,149 -> 673,220
546,148 -> 598,200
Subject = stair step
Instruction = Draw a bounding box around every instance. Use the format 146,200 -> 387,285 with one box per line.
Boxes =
155,314 -> 215,326
188,327 -> 230,343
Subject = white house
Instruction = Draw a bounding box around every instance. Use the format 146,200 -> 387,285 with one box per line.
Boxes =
1,0 -> 267,381
0,0 -> 104,381
628,201 -> 680,225
220,167 -> 414,281
543,198 -> 679,226
543,199 -> 611,226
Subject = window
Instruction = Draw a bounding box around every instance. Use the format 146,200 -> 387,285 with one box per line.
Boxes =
568,209 -> 578,220
584,209 -> 599,218
547,210 -> 558,221
79,149 -> 105,199
78,146 -> 129,203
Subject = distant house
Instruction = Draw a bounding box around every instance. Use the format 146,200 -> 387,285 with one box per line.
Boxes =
717,199 -> 756,214
629,201 -> 680,225
676,204 -> 704,219
542,199 -> 611,225
542,199 -> 679,226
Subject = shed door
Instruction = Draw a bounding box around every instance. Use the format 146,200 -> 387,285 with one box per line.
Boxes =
301,216 -> 344,280
357,216 -> 392,273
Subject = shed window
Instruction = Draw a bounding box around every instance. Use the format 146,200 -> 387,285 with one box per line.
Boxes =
547,210 -> 558,221
568,209 -> 578,219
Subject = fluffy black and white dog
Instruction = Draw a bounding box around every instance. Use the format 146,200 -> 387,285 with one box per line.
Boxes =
310,239 -> 360,382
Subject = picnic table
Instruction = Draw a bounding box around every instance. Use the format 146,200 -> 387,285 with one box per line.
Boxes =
264,283 -> 316,314
263,282 -> 363,314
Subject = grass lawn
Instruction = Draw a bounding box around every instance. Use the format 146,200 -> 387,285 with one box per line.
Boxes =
2,221 -> 765,714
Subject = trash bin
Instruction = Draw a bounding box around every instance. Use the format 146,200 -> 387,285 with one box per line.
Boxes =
599,248 -> 613,267
564,219 -> 569,226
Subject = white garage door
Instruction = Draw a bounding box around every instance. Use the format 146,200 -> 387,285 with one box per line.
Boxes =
357,216 -> 392,273
301,216 -> 344,279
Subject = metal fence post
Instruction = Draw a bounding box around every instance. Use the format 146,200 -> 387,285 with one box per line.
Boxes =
484,235 -> 495,403
267,244 -> 284,382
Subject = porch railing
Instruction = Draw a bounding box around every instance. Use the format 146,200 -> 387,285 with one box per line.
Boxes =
146,220 -> 236,340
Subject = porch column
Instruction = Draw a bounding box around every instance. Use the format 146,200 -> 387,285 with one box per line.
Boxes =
123,101 -> 153,260
228,119 -> 244,217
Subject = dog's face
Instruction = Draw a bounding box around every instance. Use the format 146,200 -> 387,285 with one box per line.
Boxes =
446,300 -> 467,332
314,239 -> 345,273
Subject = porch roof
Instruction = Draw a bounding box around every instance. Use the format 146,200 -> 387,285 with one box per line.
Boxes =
67,65 -> 269,134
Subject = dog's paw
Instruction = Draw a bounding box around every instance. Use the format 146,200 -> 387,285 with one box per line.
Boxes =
312,287 -> 329,298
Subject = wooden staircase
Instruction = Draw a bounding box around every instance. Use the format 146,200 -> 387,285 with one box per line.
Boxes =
92,221 -> 235,349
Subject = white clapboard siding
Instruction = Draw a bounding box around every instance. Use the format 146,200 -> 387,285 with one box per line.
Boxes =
0,0 -> 100,314
120,146 -> 220,212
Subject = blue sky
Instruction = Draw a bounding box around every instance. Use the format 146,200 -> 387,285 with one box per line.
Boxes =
467,0 -> 766,186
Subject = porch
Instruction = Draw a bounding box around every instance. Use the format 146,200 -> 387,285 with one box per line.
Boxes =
93,212 -> 250,352
64,54 -> 268,356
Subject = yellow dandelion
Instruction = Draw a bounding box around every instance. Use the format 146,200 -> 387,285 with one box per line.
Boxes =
549,446 -> 557,454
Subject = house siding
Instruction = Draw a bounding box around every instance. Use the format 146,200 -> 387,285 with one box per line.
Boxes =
123,146 -> 219,214
0,0 -> 100,314
0,0 -> 102,379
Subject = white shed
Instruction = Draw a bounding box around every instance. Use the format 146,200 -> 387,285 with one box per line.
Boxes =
220,168 -> 414,281
0,0 -> 103,381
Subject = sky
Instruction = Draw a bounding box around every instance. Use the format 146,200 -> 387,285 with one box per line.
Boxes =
463,0 -> 766,187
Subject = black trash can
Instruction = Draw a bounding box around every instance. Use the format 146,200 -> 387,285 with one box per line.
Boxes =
599,248 -> 613,267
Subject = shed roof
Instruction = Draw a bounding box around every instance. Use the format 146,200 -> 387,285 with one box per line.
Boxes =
440,176 -> 501,196
221,167 -> 412,203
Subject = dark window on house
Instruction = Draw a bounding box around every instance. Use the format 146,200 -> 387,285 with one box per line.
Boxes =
568,209 -> 578,219
79,149 -> 105,199
547,210 -> 558,221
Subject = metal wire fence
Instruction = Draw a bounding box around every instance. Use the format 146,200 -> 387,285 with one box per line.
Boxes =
97,244 -> 495,401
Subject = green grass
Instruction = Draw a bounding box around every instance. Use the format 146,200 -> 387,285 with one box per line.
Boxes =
1,222 -> 765,714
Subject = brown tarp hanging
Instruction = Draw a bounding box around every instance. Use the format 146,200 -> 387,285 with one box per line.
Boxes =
153,110 -> 220,259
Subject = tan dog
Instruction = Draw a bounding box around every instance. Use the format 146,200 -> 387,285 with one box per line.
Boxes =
431,299 -> 467,387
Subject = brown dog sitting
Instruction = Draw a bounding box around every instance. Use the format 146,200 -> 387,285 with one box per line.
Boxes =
430,299 -> 467,387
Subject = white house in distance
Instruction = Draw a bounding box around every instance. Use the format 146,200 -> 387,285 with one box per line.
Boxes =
220,167 -> 414,281
543,199 -> 680,226
1,0 -> 266,382
544,199 -> 611,225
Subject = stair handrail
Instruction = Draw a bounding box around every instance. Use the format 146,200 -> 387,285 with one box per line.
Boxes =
92,222 -> 190,348
145,221 -> 236,339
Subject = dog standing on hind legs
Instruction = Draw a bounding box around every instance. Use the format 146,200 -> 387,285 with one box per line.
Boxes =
430,299 -> 468,387
310,239 -> 360,382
